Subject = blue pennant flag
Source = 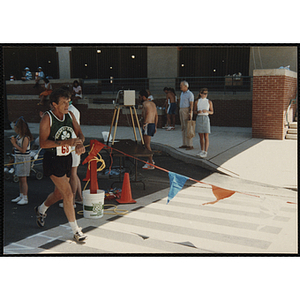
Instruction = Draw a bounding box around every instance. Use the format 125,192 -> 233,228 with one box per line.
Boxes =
167,172 -> 189,204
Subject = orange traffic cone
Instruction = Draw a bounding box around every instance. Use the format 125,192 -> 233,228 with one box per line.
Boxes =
117,172 -> 136,204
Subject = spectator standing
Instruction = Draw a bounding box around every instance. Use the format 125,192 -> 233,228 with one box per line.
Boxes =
59,98 -> 83,208
139,90 -> 158,169
162,87 -> 170,128
146,89 -> 154,101
194,88 -> 214,158
166,88 -> 177,131
10,116 -> 33,205
179,81 -> 194,150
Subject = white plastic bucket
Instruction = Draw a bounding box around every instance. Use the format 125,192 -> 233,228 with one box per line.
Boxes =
82,189 -> 105,219
102,131 -> 112,142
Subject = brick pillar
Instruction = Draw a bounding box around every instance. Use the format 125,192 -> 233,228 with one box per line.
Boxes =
252,69 -> 297,139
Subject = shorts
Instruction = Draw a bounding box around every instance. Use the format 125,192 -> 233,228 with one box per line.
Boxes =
14,154 -> 31,177
195,115 -> 211,134
167,102 -> 177,115
71,150 -> 80,167
43,151 -> 72,177
39,90 -> 52,97
142,123 -> 156,137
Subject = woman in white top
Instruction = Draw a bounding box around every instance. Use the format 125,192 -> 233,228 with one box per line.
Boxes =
71,80 -> 82,104
146,89 -> 154,101
194,88 -> 214,158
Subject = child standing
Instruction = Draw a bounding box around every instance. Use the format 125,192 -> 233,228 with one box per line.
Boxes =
194,88 -> 214,158
10,116 -> 33,205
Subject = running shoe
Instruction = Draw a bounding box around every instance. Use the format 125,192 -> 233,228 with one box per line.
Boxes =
196,151 -> 205,156
74,228 -> 87,242
200,151 -> 207,158
166,126 -> 175,131
34,206 -> 47,227
17,198 -> 28,205
11,195 -> 23,203
142,163 -> 155,170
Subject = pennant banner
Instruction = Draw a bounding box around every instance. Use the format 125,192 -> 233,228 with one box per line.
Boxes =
167,171 -> 189,204
80,140 -> 258,204
202,185 -> 236,205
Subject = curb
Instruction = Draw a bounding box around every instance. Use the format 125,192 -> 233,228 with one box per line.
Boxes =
151,142 -> 224,174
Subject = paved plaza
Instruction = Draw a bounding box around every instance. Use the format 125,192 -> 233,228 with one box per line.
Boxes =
3,124 -> 297,254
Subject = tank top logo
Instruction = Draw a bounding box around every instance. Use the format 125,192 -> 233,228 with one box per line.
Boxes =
55,126 -> 74,140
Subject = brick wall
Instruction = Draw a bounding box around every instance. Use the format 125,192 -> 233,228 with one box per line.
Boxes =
252,69 -> 297,139
7,97 -> 252,128
209,99 -> 252,127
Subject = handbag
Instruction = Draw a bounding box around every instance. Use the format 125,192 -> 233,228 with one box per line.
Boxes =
186,120 -> 196,139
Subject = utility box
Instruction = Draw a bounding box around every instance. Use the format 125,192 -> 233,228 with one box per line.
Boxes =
124,90 -> 135,106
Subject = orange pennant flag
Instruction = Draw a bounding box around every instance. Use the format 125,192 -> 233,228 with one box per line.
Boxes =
203,185 -> 235,205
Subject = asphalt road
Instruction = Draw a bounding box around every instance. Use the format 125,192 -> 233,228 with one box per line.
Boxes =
3,134 -> 212,246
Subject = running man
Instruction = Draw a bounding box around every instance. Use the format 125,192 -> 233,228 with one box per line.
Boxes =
139,90 -> 158,170
34,88 -> 87,242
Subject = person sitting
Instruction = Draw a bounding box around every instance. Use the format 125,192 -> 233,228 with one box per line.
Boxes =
71,80 -> 82,104
38,78 -> 52,105
33,67 -> 45,88
21,67 -> 32,81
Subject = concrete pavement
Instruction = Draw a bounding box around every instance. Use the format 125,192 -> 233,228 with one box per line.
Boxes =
21,122 -> 298,190
3,123 -> 298,254
4,172 -> 297,254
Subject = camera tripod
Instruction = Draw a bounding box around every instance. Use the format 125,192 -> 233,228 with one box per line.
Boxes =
107,105 -> 144,146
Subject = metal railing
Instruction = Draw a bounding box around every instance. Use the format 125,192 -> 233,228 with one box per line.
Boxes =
82,78 -> 149,94
82,76 -> 253,95
176,76 -> 253,93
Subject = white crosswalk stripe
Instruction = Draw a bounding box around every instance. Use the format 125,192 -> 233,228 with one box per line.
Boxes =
4,183 -> 297,254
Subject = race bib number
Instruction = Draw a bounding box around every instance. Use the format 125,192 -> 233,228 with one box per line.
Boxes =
56,145 -> 71,156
